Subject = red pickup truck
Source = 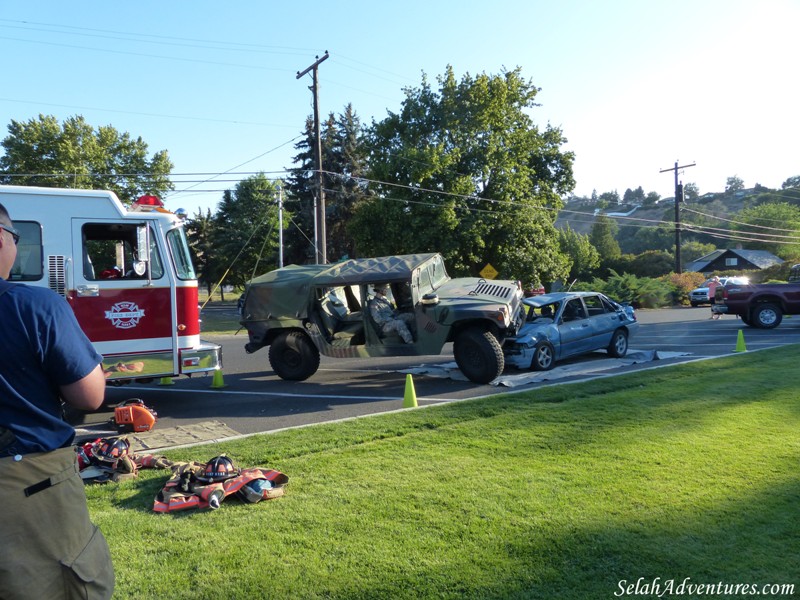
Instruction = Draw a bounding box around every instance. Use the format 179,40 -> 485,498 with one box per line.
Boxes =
715,265 -> 800,328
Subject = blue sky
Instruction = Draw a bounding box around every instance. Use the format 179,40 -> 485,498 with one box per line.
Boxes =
1,1 -> 797,215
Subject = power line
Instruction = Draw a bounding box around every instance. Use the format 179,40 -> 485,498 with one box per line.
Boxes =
0,97 -> 297,128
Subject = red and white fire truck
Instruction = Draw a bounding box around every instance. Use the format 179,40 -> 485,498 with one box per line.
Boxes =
1,184 -> 222,384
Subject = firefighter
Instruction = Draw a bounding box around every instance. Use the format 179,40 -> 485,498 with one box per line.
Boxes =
0,203 -> 115,600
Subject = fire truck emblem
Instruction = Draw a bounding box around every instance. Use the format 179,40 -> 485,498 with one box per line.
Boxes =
105,301 -> 146,329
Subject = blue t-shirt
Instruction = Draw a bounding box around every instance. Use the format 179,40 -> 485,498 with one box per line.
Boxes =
0,279 -> 103,455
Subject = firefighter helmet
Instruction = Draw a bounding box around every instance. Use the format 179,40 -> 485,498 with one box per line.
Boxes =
95,437 -> 131,463
198,455 -> 240,482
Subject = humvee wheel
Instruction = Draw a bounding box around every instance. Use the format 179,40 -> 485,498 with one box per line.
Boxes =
268,331 -> 320,381
453,328 -> 504,384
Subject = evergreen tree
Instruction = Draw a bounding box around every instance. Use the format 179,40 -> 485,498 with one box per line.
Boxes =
283,117 -> 318,265
212,174 -> 283,290
185,208 -> 219,296
589,215 -> 621,263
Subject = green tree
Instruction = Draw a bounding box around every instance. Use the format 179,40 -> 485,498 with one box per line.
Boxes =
612,250 -> 674,278
733,202 -> 800,258
283,117 -> 318,265
213,174 -> 283,290
643,191 -> 661,207
680,240 -> 717,267
621,225 -> 673,254
589,215 -> 621,262
284,105 -> 369,264
599,190 -> 620,206
353,66 -> 574,284
185,208 -> 220,296
558,224 -> 600,282
0,114 -> 173,203
781,175 -> 800,190
325,104 -> 370,261
622,186 -> 645,204
684,182 -> 700,202
725,175 -> 745,196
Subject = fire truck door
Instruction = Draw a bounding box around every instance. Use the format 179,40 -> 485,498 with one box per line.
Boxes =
70,219 -> 176,377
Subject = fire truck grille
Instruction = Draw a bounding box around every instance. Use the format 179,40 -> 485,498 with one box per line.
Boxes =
48,255 -> 67,297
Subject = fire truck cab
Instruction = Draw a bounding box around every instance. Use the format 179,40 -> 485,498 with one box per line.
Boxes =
1,184 -> 222,384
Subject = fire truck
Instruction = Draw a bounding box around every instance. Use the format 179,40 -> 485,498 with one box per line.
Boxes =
1,184 -> 222,384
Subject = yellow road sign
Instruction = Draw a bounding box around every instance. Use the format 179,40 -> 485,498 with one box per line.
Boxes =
479,263 -> 498,280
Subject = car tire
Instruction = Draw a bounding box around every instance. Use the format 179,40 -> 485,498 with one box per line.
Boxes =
453,328 -> 504,384
530,341 -> 555,371
268,330 -> 321,381
690,302 -> 699,307
607,329 -> 628,358
751,303 -> 782,329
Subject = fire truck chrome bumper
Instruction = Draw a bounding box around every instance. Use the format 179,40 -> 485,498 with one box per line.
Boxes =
179,341 -> 223,374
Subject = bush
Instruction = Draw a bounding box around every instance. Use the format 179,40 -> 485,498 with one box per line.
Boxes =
572,270 -> 674,308
661,272 -> 706,305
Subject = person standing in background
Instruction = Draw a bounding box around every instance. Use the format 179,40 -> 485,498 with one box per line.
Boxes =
707,276 -> 722,320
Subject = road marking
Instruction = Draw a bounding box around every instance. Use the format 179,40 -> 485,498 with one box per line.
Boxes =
112,384 -> 461,403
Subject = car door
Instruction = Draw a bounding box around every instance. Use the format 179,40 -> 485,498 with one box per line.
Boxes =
556,297 -> 592,358
582,293 -> 617,349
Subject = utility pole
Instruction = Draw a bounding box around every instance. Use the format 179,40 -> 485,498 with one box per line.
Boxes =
296,51 -> 329,265
277,184 -> 284,268
660,160 -> 696,274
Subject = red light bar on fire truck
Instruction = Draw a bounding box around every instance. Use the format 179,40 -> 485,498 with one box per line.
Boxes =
131,195 -> 169,213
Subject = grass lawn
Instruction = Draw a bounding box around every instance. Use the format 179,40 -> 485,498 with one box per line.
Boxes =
88,347 -> 799,599
199,305 -> 242,336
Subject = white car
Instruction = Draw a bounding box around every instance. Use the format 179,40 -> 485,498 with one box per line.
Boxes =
689,276 -> 749,307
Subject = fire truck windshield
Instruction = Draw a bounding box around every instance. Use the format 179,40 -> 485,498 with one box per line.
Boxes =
167,227 -> 196,280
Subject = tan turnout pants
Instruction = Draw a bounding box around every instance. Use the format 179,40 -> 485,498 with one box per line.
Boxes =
0,446 -> 115,600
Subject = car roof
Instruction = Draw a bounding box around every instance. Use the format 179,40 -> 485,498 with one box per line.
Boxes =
521,291 -> 601,308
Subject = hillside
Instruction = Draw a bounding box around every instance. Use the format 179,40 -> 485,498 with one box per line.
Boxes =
555,196 -> 748,236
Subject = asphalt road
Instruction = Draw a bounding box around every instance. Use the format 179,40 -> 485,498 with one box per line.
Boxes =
75,306 -> 800,442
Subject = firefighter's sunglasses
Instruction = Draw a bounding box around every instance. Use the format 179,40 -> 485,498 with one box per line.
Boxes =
0,223 -> 20,245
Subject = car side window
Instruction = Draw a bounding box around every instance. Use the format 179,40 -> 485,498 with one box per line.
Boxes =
600,296 -> 618,312
583,295 -> 605,316
563,299 -> 587,321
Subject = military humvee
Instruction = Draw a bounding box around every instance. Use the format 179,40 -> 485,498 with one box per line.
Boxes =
239,253 -> 525,384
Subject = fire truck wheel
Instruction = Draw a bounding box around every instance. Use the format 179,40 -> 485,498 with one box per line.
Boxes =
268,331 -> 320,381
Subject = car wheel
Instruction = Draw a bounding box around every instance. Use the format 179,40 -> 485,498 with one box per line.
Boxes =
530,341 -> 555,371
740,313 -> 751,326
690,302 -> 699,307
268,330 -> 321,381
607,329 -> 628,358
453,328 -> 504,384
752,303 -> 782,329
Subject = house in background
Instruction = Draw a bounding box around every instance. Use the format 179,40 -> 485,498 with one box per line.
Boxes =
685,249 -> 783,274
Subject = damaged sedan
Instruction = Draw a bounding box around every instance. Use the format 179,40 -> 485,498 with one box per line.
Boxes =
502,292 -> 639,371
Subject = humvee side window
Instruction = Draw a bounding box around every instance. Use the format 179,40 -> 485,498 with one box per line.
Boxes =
428,255 -> 448,289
